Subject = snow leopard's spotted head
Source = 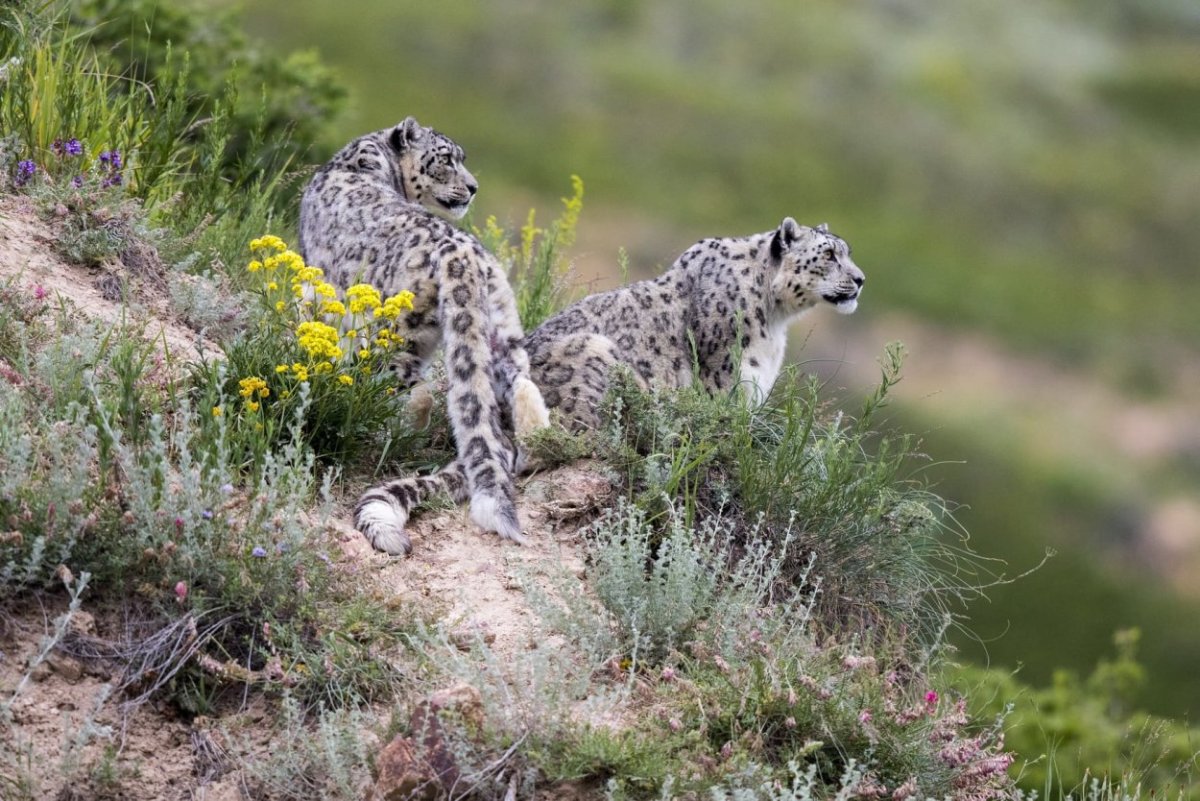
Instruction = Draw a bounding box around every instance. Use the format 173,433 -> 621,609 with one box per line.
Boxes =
388,116 -> 478,219
769,218 -> 865,316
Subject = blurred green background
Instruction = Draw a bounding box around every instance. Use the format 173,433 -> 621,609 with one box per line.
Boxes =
222,0 -> 1200,715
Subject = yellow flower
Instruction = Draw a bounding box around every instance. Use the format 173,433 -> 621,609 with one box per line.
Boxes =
313,281 -> 338,299
275,364 -> 289,374
293,366 -> 309,382
296,321 -> 343,360
267,281 -> 278,290
247,260 -> 262,273
321,300 -> 346,316
249,234 -> 287,253
238,376 -> 268,399
346,284 -> 382,314
379,290 -> 415,320
246,400 -> 261,413
275,301 -> 286,311
346,329 -> 357,338
386,387 -> 396,396
280,389 -> 291,398
338,374 -> 354,386
315,362 -> 334,374
358,348 -> 371,360
258,386 -> 269,399
212,406 -> 223,417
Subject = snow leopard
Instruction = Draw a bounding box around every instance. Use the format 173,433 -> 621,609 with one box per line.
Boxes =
299,116 -> 549,555
355,217 -> 864,550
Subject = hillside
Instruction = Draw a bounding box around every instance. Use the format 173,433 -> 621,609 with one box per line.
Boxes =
3,2 -> 1199,799
232,0 -> 1200,715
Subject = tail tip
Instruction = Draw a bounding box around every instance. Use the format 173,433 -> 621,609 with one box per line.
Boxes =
355,497 -> 412,556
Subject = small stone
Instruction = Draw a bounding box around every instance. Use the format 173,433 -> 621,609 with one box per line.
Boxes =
46,652 -> 84,683
427,683 -> 484,731
448,623 -> 495,652
29,661 -> 52,682
197,773 -> 245,801
370,735 -> 440,801
68,610 -> 97,636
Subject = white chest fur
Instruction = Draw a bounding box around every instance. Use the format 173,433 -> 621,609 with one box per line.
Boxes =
738,324 -> 787,406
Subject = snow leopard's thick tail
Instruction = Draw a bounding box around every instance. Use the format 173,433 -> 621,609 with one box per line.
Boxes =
354,462 -> 468,555
434,244 -> 525,543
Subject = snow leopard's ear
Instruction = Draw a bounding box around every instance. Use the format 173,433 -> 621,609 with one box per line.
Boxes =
815,222 -> 829,234
769,217 -> 803,261
389,117 -> 424,152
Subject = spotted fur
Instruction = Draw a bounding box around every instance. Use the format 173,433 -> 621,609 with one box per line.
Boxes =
379,218 -> 865,524
525,217 -> 865,426
299,117 -> 549,555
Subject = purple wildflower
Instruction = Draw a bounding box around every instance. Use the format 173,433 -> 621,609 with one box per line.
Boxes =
251,546 -> 267,558
14,159 -> 36,187
102,172 -> 123,188
220,483 -> 234,494
55,138 -> 83,157
99,149 -> 122,169
71,175 -> 84,188
201,509 -> 214,520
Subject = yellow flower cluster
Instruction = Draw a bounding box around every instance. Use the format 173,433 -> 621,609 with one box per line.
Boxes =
296,321 -> 343,361
379,290 -> 415,320
241,234 -> 419,411
237,376 -> 269,413
249,235 -> 287,252
346,284 -> 382,314
238,376 -> 270,399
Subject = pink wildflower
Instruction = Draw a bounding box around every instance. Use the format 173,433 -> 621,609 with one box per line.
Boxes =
33,284 -> 47,300
661,666 -> 676,682
174,581 -> 188,602
925,690 -> 939,706
858,709 -> 873,725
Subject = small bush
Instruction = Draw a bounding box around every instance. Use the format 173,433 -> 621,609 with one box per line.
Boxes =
591,343 -> 983,649
475,174 -> 584,330
192,235 -> 418,468
951,630 -> 1200,800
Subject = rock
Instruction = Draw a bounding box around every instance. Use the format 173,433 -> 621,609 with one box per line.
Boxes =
427,683 -> 484,732
29,660 -> 52,682
368,684 -> 484,801
448,623 -> 496,652
370,735 -> 441,801
197,773 -> 244,801
67,610 -> 97,636
46,652 -> 84,683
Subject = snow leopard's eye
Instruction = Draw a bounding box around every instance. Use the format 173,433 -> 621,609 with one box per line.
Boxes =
824,247 -> 837,260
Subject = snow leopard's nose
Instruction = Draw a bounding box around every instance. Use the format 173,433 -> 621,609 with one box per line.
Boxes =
467,182 -> 478,197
